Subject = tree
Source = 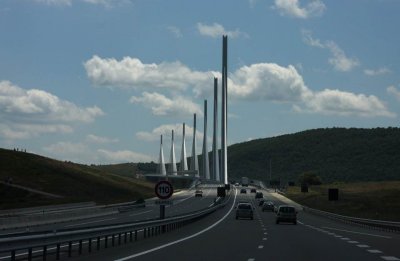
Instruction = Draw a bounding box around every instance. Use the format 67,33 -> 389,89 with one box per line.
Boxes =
298,172 -> 322,185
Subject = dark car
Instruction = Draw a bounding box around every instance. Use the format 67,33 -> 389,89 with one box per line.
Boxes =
250,188 -> 256,193
235,203 -> 254,220
276,205 -> 297,224
240,188 -> 247,194
262,201 -> 274,212
255,192 -> 263,199
195,190 -> 203,197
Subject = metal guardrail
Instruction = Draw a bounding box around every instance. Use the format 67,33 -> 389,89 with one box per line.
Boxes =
0,192 -> 231,261
303,206 -> 400,233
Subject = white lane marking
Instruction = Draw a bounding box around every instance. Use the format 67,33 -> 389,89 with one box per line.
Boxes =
248,259 -> 255,261
114,188 -> 238,261
348,241 -> 359,244
381,257 -> 400,261
341,238 -> 350,240
258,245 -> 264,249
64,217 -> 116,228
368,250 -> 383,254
357,245 -> 369,248
322,227 -> 392,239
264,232 -> 268,235
263,228 -> 267,231
262,238 -> 267,240
297,220 -> 304,225
334,235 -> 342,238
129,210 -> 153,217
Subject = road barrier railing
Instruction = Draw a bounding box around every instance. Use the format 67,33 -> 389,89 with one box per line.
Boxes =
303,206 -> 400,233
0,192 -> 231,261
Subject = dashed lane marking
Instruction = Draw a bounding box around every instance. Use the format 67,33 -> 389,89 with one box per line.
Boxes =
248,258 -> 255,261
263,238 -> 267,240
258,245 -> 264,249
129,210 -> 153,217
341,238 -> 350,240
322,227 -> 392,239
381,257 -> 400,261
368,250 -> 383,254
357,245 -> 369,248
348,241 -> 359,244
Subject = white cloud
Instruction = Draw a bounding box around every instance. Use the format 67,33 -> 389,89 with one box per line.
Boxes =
387,86 -> 400,101
0,81 -> 103,140
295,89 -> 395,117
197,23 -> 247,39
84,57 -> 392,118
273,0 -> 326,19
130,92 -> 203,118
136,123 -> 204,142
167,26 -> 183,38
86,134 -> 119,144
97,149 -> 152,163
302,31 -> 359,72
364,67 -> 391,76
84,55 -> 217,92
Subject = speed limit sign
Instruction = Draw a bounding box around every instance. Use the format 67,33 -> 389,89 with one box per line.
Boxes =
155,180 -> 173,199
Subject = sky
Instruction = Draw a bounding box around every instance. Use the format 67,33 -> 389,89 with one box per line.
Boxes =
1,0 -> 400,164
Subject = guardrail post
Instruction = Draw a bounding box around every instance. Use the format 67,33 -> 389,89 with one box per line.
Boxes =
43,245 -> 47,261
97,237 -> 100,250
56,244 -> 60,260
144,228 -> 147,238
89,238 -> 92,253
11,250 -> 15,261
105,236 -> 108,248
124,232 -> 127,243
135,230 -> 138,241
118,233 -> 121,245
68,241 -> 72,257
28,248 -> 32,261
79,240 -> 82,255
129,231 -> 133,242
112,235 -> 115,246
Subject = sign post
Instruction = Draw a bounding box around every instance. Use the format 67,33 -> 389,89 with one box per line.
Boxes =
155,180 -> 173,220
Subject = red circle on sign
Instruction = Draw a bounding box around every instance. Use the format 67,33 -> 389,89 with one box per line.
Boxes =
155,180 -> 174,199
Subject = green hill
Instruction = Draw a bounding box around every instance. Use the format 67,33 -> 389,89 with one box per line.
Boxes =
0,148 -> 154,209
228,127 -> 400,184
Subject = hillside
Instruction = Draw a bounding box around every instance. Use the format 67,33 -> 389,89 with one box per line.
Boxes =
228,128 -> 400,184
0,149 -> 154,209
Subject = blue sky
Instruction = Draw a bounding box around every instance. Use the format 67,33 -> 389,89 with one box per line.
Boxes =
1,0 -> 400,164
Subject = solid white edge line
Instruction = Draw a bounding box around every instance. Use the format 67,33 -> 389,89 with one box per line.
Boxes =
114,188 -> 238,261
321,226 -> 392,239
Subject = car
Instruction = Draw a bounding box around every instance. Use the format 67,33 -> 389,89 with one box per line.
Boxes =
262,201 -> 274,212
258,199 -> 266,206
255,192 -> 263,199
195,190 -> 203,197
235,203 -> 254,220
235,183 -> 239,186
250,188 -> 256,193
240,188 -> 247,194
276,205 -> 297,224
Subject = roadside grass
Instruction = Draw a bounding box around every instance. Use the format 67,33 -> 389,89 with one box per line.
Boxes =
285,181 -> 400,222
0,149 -> 154,210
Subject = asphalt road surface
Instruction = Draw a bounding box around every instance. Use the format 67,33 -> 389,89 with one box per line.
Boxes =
67,186 -> 400,261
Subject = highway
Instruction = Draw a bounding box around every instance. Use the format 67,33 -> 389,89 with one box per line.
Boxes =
1,185 -> 399,261
64,186 -> 400,261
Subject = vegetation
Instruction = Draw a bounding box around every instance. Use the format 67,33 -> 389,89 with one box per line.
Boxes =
285,181 -> 400,221
228,127 -> 400,184
298,172 -> 322,185
0,149 -> 154,209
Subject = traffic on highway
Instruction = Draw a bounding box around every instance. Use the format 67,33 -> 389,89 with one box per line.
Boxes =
2,183 -> 397,261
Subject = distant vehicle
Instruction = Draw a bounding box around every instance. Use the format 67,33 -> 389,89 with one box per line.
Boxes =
255,192 -> 263,199
235,202 -> 254,220
250,188 -> 256,193
258,199 -> 266,206
235,183 -> 240,186
241,177 -> 249,187
195,190 -> 203,197
262,201 -> 274,212
240,188 -> 247,194
276,205 -> 297,225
